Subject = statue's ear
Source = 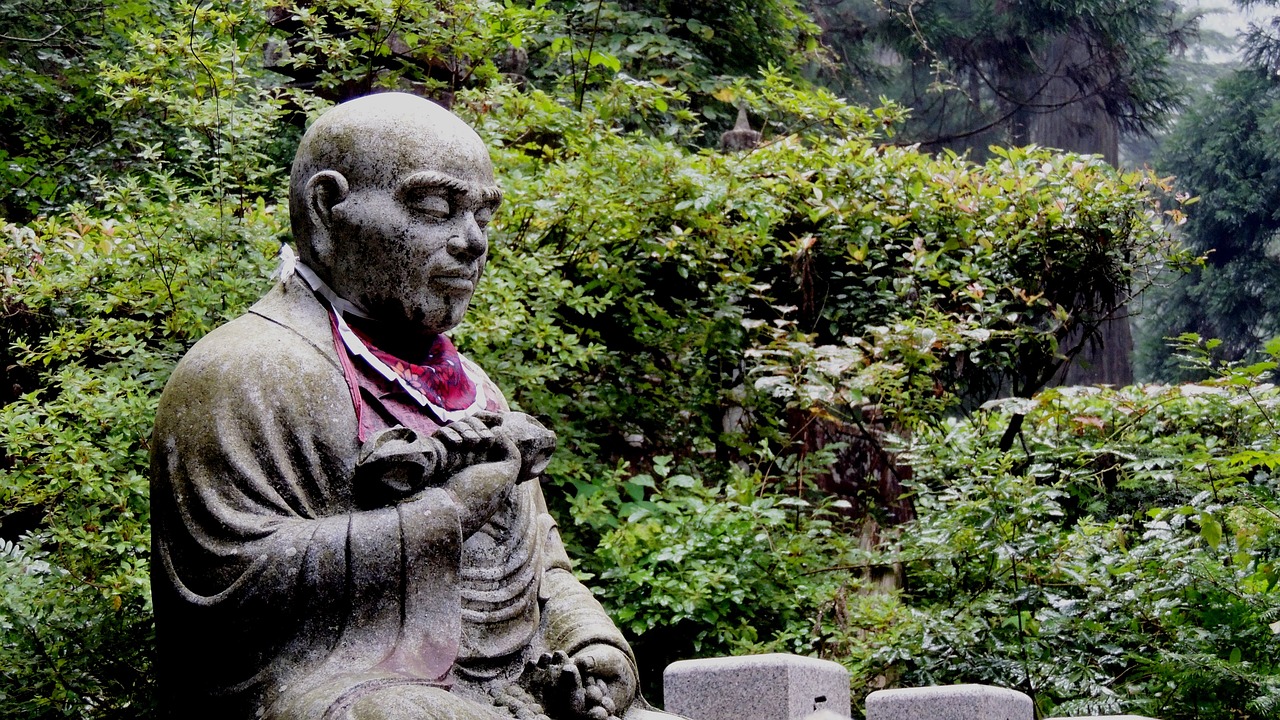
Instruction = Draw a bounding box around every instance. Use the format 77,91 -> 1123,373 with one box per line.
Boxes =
306,170 -> 349,228
303,170 -> 348,264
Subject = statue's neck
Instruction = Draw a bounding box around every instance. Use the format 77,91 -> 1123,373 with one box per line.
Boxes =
346,317 -> 438,364
290,259 -> 440,364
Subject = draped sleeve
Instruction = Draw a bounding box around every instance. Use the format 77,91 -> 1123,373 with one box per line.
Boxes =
150,284 -> 464,719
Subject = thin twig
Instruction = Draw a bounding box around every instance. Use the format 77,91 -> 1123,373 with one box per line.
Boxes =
0,25 -> 65,43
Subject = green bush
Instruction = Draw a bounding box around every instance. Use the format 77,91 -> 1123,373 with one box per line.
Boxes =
591,339 -> 1280,718
883,347 -> 1280,718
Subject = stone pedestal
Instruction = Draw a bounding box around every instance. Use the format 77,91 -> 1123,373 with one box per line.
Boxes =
864,684 -> 1032,720
663,653 -> 851,720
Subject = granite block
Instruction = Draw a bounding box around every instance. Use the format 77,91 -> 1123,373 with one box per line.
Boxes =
864,684 -> 1033,720
664,654 -> 851,720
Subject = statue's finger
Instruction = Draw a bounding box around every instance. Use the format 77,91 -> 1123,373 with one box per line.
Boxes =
561,661 -> 582,688
454,421 -> 481,442
465,418 -> 495,444
588,707 -> 609,720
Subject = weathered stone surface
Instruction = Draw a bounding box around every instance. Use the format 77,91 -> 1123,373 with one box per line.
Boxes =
864,684 -> 1032,720
663,654 -> 851,720
803,709 -> 848,720
150,92 -> 671,720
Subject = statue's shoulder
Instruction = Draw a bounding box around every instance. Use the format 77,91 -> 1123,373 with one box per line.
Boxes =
161,280 -> 343,407
153,280 -> 358,480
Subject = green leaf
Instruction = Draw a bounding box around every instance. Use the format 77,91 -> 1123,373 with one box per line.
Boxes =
666,474 -> 697,488
587,50 -> 621,73
1200,513 -> 1223,549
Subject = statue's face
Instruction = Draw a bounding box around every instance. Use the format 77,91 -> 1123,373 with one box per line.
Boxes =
322,120 -> 501,338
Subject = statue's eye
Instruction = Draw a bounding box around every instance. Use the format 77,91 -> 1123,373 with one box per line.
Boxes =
405,190 -> 450,219
473,206 -> 494,229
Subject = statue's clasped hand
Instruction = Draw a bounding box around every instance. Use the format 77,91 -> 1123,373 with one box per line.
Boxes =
527,645 -> 636,720
354,412 -> 556,535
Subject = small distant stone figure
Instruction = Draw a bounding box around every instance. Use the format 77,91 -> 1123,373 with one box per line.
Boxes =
719,105 -> 761,152
151,93 -> 668,720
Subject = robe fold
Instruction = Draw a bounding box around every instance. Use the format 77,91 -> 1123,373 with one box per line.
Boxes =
151,276 -> 635,720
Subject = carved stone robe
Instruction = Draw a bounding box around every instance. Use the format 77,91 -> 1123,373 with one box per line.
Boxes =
150,276 -> 634,720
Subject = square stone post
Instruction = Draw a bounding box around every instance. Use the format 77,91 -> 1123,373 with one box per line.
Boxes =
663,654 -> 851,720
864,684 -> 1033,720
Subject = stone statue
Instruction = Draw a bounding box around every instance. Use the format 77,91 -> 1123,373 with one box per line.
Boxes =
151,93 -> 664,720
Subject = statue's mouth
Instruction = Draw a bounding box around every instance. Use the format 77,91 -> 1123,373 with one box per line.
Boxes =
432,268 -> 478,292
433,276 -> 474,292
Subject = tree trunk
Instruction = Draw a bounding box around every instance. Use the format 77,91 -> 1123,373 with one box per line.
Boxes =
1029,34 -> 1119,163
1027,32 -> 1132,385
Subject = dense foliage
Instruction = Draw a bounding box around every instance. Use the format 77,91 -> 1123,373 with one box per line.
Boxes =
891,348 -> 1280,718
530,0 -> 820,100
0,1 -> 1267,719
460,79 -> 1184,509
598,347 -> 1280,718
0,201 -> 280,717
0,0 -> 165,220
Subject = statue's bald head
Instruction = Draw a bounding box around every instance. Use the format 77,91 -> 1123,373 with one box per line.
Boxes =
286,93 -> 502,338
289,92 -> 497,267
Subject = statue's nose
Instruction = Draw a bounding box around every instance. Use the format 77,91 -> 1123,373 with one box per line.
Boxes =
447,213 -> 488,260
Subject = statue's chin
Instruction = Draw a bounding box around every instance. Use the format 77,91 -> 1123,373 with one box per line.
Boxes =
416,310 -> 466,337
359,296 -> 470,339
426,300 -> 472,335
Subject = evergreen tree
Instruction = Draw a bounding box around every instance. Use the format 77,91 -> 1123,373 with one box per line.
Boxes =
1138,67 -> 1280,379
